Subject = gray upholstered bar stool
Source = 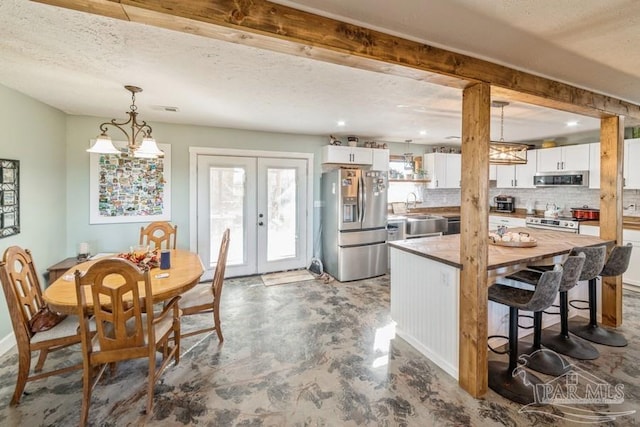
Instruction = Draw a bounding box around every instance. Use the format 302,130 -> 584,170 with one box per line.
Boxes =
531,245 -> 606,360
488,268 -> 563,405
504,253 -> 585,376
569,243 -> 632,347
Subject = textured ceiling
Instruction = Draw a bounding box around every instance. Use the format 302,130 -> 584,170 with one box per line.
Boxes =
1,1 -> 638,145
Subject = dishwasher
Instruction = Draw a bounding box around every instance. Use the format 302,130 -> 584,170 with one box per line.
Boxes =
443,216 -> 461,235
387,219 -> 406,271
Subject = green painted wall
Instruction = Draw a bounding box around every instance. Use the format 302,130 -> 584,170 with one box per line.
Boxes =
0,84 -> 67,341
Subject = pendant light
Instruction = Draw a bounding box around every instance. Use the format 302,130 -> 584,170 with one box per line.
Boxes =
489,101 -> 528,165
87,85 -> 163,158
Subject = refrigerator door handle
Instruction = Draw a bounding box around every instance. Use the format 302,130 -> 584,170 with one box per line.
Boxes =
358,175 -> 365,223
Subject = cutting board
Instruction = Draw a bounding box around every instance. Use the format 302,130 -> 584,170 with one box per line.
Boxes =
392,202 -> 407,214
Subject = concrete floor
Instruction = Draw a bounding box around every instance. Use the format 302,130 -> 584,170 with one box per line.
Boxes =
0,274 -> 638,426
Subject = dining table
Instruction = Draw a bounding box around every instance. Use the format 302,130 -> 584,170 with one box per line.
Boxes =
43,249 -> 205,315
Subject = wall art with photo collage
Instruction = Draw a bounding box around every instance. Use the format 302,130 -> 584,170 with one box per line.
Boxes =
0,159 -> 19,238
89,142 -> 171,224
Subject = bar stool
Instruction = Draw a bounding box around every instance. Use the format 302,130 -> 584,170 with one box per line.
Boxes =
536,245 -> 606,360
504,253 -> 585,376
488,268 -> 563,405
569,243 -> 632,347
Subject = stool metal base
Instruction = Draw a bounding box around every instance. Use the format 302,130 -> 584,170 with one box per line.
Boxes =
517,342 -> 571,377
540,330 -> 599,360
488,361 -> 543,405
568,320 -> 628,347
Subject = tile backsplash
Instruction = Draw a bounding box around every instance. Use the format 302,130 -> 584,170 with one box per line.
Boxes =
388,181 -> 640,212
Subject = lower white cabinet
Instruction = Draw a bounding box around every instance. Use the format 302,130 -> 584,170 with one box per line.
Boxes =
488,215 -> 526,230
579,224 -> 640,287
623,229 -> 640,287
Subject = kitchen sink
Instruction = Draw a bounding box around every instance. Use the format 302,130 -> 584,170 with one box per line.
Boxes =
405,215 -> 447,236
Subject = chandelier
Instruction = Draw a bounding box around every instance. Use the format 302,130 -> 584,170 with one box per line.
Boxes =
490,101 -> 527,165
87,85 -> 163,158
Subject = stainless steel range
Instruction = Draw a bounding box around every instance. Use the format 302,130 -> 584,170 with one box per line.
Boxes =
525,216 -> 580,233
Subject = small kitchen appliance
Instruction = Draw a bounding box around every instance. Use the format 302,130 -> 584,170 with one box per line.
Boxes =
494,195 -> 515,213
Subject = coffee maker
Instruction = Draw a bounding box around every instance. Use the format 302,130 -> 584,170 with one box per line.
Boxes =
494,195 -> 515,213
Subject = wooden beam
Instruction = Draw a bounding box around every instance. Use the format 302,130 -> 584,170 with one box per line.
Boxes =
599,116 -> 624,327
32,0 -> 640,121
459,82 -> 490,397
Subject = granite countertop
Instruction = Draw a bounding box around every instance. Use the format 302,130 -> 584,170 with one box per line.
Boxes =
388,206 -> 640,231
389,227 -> 614,271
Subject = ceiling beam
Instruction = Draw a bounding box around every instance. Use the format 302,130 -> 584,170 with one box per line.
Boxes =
33,0 -> 640,122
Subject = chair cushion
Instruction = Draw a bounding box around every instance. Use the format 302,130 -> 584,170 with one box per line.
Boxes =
31,314 -> 80,344
179,283 -> 213,310
489,284 -> 535,309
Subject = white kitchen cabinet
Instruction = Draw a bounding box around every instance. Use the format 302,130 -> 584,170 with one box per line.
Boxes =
589,142 -> 600,189
623,229 -> 640,287
322,145 -> 373,165
580,225 -> 640,288
489,165 -> 497,181
371,148 -> 390,171
488,215 -> 526,230
495,152 -> 537,188
424,153 -> 461,189
624,138 -> 640,189
536,144 -> 590,172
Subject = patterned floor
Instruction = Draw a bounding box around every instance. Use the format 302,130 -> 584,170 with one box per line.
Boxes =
0,274 -> 638,426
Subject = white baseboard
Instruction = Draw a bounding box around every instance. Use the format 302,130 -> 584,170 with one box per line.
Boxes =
0,332 -> 16,357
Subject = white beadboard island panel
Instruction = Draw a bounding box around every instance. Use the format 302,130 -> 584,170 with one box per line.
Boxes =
390,246 -> 460,379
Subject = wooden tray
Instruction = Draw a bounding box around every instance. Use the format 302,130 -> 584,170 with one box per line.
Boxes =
489,239 -> 537,248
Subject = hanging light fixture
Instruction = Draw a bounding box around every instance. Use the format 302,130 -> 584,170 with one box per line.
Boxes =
87,85 -> 163,158
404,139 -> 414,170
490,101 -> 528,165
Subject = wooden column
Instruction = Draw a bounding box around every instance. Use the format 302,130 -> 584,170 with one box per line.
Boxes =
459,82 -> 490,397
599,115 -> 624,327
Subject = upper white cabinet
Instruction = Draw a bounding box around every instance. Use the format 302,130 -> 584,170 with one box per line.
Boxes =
322,145 -> 373,165
495,151 -> 537,188
624,138 -> 640,189
537,145 -> 590,172
371,149 -> 390,171
589,142 -> 601,189
424,153 -> 461,189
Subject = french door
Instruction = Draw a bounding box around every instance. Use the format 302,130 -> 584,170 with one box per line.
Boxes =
195,152 -> 310,278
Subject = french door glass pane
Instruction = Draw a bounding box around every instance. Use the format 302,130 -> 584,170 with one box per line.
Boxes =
209,166 -> 245,266
267,168 -> 297,261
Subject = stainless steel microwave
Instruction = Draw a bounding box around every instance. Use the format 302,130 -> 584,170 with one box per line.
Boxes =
533,170 -> 589,187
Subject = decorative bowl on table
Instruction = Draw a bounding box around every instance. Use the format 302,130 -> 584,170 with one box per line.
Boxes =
489,231 -> 537,247
117,246 -> 160,268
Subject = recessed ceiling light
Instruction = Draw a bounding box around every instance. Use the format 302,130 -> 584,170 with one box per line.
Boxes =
419,130 -> 427,136
337,120 -> 346,127
566,121 -> 579,127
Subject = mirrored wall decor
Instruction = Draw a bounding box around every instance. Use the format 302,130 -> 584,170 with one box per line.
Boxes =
0,159 -> 20,238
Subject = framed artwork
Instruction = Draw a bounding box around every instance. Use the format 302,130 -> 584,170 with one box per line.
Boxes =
89,142 -> 171,224
2,190 -> 15,206
0,159 -> 19,238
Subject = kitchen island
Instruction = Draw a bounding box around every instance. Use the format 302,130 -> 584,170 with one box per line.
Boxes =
389,228 -> 614,380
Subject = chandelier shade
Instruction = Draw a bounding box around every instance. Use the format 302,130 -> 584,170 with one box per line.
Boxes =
87,85 -> 163,158
489,101 -> 528,165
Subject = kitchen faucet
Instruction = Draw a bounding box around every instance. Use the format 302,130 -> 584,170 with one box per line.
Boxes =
406,192 -> 418,209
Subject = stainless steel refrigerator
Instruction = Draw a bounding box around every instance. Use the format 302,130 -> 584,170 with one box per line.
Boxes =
321,168 -> 388,281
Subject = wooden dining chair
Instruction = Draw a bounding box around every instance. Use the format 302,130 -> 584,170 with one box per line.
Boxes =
178,228 -> 230,341
0,246 -> 82,406
139,221 -> 178,250
74,258 -> 181,426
